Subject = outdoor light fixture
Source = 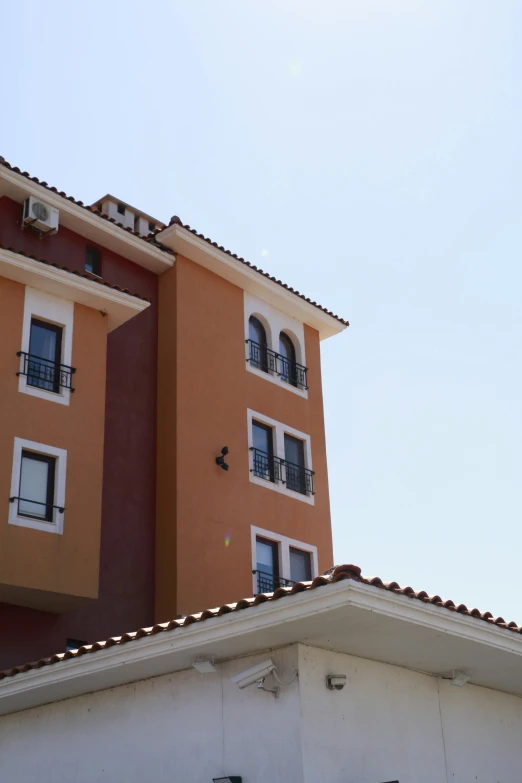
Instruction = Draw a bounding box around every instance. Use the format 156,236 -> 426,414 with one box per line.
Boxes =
216,446 -> 229,471
449,670 -> 471,687
192,660 -> 217,674
212,777 -> 242,783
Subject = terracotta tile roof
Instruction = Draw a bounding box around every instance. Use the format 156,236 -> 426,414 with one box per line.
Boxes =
1,563 -> 519,682
0,157 -> 173,255
0,156 -> 348,325
0,243 -> 150,303
165,215 -> 349,327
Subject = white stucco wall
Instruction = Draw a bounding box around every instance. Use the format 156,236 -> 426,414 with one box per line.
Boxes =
0,646 -> 302,783
1,643 -> 522,783
298,644 -> 522,783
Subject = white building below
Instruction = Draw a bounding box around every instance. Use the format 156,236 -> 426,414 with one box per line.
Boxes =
1,564 -> 521,783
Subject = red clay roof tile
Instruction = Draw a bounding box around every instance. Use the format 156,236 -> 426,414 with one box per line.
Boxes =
166,215 -> 349,327
1,156 -> 348,326
0,156 -> 173,255
1,563 -> 520,682
0,243 -> 150,303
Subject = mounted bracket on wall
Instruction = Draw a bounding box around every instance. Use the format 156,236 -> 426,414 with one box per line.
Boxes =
216,446 -> 229,471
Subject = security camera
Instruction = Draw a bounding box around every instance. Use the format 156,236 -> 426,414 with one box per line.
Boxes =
230,659 -> 277,690
326,674 -> 347,691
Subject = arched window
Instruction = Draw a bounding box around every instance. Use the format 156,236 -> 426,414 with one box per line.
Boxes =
279,332 -> 297,387
248,316 -> 269,372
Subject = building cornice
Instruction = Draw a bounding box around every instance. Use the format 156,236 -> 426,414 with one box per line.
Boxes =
157,222 -> 348,340
0,247 -> 149,331
0,164 -> 173,274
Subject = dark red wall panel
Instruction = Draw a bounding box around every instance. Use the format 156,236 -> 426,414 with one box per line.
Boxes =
0,196 -> 158,670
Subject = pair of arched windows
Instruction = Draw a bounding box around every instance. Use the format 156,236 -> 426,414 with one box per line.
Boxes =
248,316 -> 298,387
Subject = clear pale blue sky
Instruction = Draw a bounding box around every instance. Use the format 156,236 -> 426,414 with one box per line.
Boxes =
1,1 -> 521,621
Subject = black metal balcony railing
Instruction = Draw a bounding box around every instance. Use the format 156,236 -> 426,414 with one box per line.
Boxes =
246,339 -> 308,390
252,569 -> 295,595
9,496 -> 65,521
250,447 -> 315,496
250,447 -> 283,484
17,351 -> 76,393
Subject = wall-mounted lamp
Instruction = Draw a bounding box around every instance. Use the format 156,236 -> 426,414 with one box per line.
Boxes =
213,777 -> 242,783
216,446 -> 229,471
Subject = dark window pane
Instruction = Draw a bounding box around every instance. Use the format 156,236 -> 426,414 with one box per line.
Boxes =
252,422 -> 274,482
85,246 -> 101,276
290,547 -> 312,583
249,316 -> 266,345
19,452 -> 55,522
284,434 -> 306,494
253,422 -> 272,454
256,537 -> 279,592
28,319 -> 62,393
117,202 -> 126,215
148,221 -> 155,232
279,332 -> 297,386
248,316 -> 268,372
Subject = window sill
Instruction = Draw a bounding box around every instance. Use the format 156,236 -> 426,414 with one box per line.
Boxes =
8,513 -> 63,535
18,376 -> 71,406
246,362 -> 308,399
249,471 -> 315,506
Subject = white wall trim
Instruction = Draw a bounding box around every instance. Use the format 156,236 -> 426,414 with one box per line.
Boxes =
8,437 -> 67,535
18,288 -> 74,406
251,525 -> 319,594
244,292 -> 308,398
247,409 -> 314,505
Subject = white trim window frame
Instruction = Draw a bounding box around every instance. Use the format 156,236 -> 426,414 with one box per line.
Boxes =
18,287 -> 74,406
247,408 -> 314,505
8,437 -> 67,534
244,292 -> 308,399
251,525 -> 318,594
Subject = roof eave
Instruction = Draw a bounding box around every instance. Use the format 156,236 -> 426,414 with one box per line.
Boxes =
1,579 -> 521,717
0,167 -> 173,275
0,247 -> 149,332
156,223 -> 347,340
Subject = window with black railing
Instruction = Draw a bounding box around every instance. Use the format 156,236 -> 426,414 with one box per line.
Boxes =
9,495 -> 65,522
252,569 -> 295,595
246,338 -> 308,390
11,451 -> 64,523
17,319 -> 76,394
249,447 -> 314,496
17,351 -> 76,393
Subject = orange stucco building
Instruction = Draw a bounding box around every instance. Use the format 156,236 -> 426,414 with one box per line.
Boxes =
0,156 -> 348,668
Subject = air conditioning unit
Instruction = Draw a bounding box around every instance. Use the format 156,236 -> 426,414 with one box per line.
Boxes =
23,196 -> 59,234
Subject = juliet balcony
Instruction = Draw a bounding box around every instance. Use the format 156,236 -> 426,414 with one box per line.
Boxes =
246,338 -> 308,390
249,447 -> 315,496
252,569 -> 295,595
17,351 -> 76,394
